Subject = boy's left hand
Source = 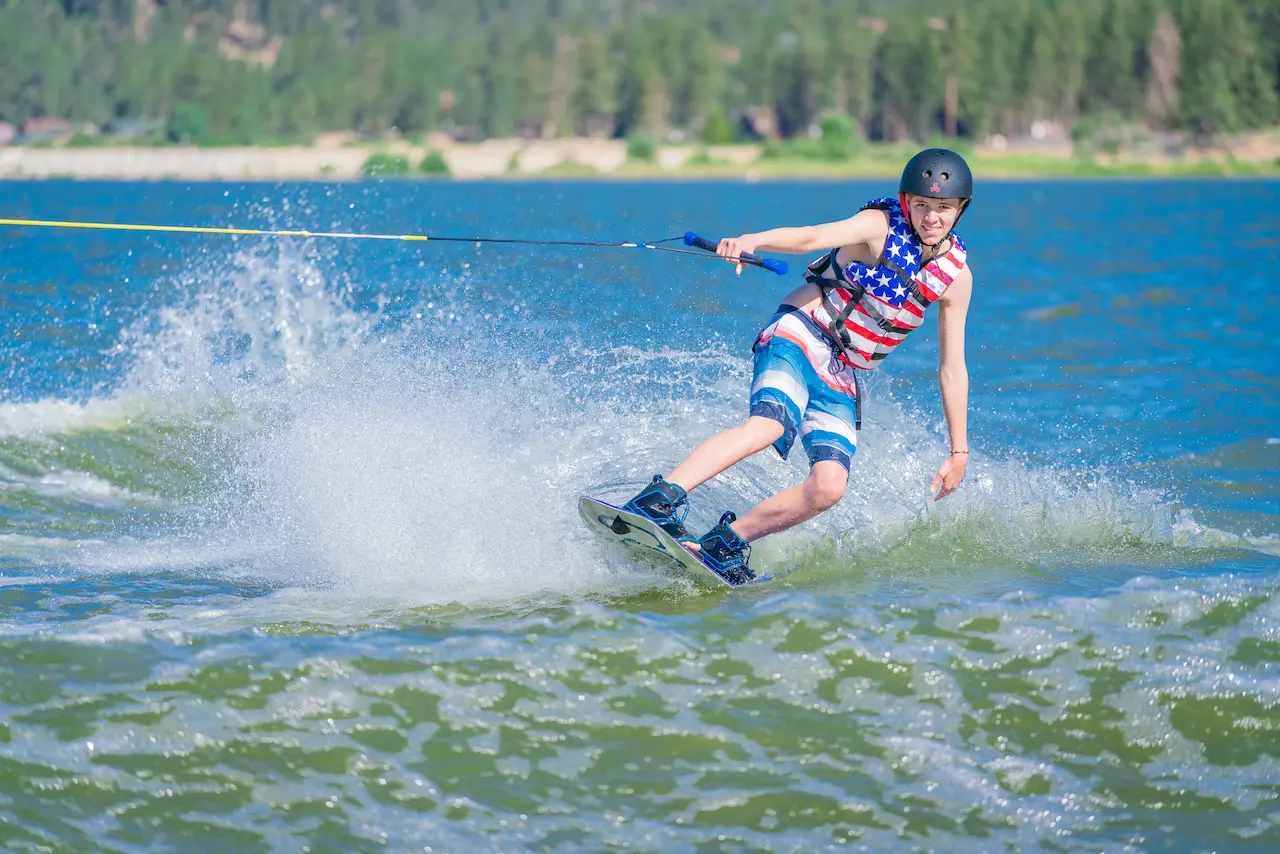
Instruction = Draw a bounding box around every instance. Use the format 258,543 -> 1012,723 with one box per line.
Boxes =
717,235 -> 759,275
930,454 -> 967,501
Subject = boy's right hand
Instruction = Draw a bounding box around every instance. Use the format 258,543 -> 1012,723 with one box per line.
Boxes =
717,235 -> 760,276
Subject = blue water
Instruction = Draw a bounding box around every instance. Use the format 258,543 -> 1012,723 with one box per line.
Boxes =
0,178 -> 1276,852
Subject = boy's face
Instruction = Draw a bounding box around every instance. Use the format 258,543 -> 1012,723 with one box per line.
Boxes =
905,194 -> 964,245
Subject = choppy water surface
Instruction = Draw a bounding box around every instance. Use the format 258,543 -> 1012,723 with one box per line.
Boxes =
0,178 -> 1276,852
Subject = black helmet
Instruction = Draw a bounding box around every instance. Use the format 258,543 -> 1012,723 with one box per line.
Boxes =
898,148 -> 973,246
899,148 -> 973,200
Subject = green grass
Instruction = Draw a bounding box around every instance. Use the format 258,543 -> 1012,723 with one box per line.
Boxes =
360,152 -> 412,178
419,150 -> 450,175
531,160 -> 601,177
650,148 -> 1280,179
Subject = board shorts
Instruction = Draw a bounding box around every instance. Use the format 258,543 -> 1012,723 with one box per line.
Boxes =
750,305 -> 860,471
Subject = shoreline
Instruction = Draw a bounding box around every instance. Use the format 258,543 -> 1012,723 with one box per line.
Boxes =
1,138 -> 1277,181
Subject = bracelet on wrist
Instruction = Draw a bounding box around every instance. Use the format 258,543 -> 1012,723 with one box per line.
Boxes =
951,450 -> 969,455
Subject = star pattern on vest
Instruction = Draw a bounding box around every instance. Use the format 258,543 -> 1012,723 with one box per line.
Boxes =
837,198 -> 958,312
869,268 -> 909,305
872,230 -> 920,307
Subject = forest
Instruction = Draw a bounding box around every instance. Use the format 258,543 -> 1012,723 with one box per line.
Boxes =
0,0 -> 1277,147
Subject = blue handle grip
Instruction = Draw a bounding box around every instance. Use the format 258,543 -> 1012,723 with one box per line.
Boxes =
684,231 -> 788,276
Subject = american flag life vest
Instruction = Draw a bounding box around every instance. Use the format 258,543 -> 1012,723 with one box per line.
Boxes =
807,197 -> 968,371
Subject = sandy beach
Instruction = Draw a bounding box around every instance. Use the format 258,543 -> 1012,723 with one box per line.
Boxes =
1,133 -> 1277,180
0,139 -> 635,180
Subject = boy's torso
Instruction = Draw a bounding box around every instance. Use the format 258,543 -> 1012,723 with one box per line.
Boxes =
782,208 -> 957,316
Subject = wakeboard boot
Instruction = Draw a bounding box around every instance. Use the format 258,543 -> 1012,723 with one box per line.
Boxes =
693,511 -> 754,586
623,475 -> 691,540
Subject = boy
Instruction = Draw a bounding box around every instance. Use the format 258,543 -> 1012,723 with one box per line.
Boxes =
624,149 -> 976,577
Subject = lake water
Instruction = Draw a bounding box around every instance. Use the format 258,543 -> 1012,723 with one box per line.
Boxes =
0,178 -> 1277,852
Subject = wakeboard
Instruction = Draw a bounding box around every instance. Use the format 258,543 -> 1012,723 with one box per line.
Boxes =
578,496 -> 783,588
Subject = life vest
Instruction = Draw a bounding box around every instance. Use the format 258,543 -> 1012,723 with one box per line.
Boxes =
806,197 -> 967,370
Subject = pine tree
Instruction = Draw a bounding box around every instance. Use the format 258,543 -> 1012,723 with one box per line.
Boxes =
570,30 -> 617,137
1222,0 -> 1280,129
481,22 -> 520,137
1082,0 -> 1148,119
773,29 -> 819,138
672,15 -> 722,132
1145,8 -> 1182,130
1176,0 -> 1241,136
823,3 -> 879,139
1051,0 -> 1093,126
615,23 -> 659,137
968,0 -> 1027,138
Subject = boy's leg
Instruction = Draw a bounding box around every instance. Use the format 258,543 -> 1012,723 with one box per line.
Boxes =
677,309 -> 858,565
623,415 -> 786,539
666,416 -> 785,492
668,311 -> 809,492
730,460 -> 848,542
628,307 -> 807,549
726,382 -> 859,544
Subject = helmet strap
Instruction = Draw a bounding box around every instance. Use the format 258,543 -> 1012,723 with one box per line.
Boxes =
897,192 -> 911,231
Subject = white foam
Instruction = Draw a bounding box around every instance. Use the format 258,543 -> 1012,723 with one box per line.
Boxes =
205,350 -> 639,605
0,469 -> 154,504
0,393 -> 162,439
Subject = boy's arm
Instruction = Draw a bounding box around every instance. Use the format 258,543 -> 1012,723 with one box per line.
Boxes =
716,209 -> 888,273
930,264 -> 973,501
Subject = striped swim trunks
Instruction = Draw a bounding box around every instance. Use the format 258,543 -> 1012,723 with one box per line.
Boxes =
749,305 -> 860,471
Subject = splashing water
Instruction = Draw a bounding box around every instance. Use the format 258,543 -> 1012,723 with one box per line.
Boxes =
0,239 -> 1262,619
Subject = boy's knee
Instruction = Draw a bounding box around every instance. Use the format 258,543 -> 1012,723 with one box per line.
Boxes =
806,463 -> 848,511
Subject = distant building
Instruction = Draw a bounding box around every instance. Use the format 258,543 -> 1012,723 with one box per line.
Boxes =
19,118 -> 77,145
106,117 -> 165,140
738,107 -> 778,141
0,122 -> 15,146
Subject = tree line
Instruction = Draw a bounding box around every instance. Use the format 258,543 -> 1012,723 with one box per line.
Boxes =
1,0 -> 1277,146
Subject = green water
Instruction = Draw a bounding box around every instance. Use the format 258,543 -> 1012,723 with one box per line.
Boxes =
1,581 -> 1275,852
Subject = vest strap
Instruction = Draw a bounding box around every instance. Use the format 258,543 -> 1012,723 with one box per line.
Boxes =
880,258 -> 927,305
801,197 -> 965,407
804,248 -> 867,356
853,368 -> 863,431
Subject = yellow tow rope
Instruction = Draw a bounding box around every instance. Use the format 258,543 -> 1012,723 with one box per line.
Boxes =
0,218 -> 428,241
0,217 -> 790,273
